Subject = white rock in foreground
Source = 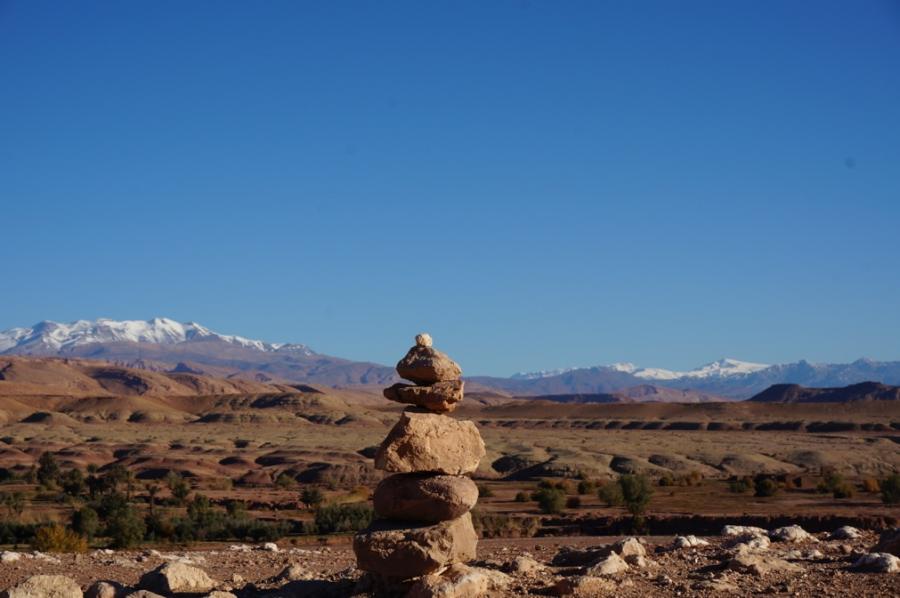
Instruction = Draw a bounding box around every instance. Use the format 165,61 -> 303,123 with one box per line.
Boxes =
139,562 -> 216,594
852,552 -> 900,573
830,526 -> 862,540
770,525 -> 816,543
673,535 -> 710,549
722,525 -> 767,539
586,552 -> 629,576
5,575 -> 82,598
407,563 -> 510,598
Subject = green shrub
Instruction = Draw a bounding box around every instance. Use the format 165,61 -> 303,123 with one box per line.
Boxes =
471,510 -> 541,538
514,491 -> 529,503
1,491 -> 26,517
881,473 -> 900,505
477,484 -> 494,498
598,481 -> 624,507
71,507 -> 100,540
533,488 -> 566,514
576,480 -> 596,495
754,476 -> 779,497
106,507 -> 147,548
619,475 -> 653,517
313,503 -> 373,534
37,452 -> 61,488
300,487 -> 324,510
728,477 -> 753,493
832,481 -> 855,499
32,524 -> 87,553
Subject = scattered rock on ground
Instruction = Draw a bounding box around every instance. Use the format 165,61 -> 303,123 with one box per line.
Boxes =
505,554 -> 545,575
852,552 -> 900,573
728,552 -> 802,576
586,552 -> 629,576
550,575 -> 617,596
406,563 -> 510,598
830,526 -> 862,541
84,581 -> 124,598
5,575 -> 83,598
274,563 -> 311,582
770,525 -> 816,543
672,535 -> 710,549
138,562 -> 216,595
873,527 -> 900,557
722,525 -> 768,540
692,579 -> 739,592
612,537 -> 646,558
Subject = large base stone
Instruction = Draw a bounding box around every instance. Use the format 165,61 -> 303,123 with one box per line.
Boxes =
374,473 -> 478,523
353,512 -> 478,579
375,410 -> 485,475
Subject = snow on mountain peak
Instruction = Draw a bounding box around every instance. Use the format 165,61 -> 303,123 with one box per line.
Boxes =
0,318 -> 314,355
510,367 -> 578,380
610,358 -> 770,381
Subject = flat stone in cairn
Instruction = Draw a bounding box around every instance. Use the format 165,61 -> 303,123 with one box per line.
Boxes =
374,473 -> 479,523
374,409 -> 485,475
383,380 -> 465,413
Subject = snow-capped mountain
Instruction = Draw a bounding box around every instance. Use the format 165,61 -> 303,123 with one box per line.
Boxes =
0,318 -> 314,355
510,367 -> 578,380
610,358 -> 770,381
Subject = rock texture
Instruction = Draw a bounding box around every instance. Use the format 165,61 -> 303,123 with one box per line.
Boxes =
874,527 -> 900,557
138,562 -> 216,595
396,345 -> 462,385
406,563 -> 510,598
5,575 -> 83,598
354,334 -> 483,583
383,380 -> 465,413
353,513 -> 478,579
373,474 -> 478,523
374,410 -> 485,475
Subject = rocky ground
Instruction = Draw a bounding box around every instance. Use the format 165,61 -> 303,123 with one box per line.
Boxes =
1,526 -> 897,597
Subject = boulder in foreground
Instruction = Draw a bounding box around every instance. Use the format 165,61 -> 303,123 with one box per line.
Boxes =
375,410 -> 485,475
139,562 -> 216,595
874,527 -> 900,557
353,512 -> 478,579
374,473 -> 478,522
5,576 -> 82,598
406,563 -> 510,598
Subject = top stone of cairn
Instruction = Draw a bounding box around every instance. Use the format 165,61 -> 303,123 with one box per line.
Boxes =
397,334 -> 461,385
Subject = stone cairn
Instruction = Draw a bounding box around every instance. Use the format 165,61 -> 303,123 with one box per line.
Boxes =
353,333 -> 485,585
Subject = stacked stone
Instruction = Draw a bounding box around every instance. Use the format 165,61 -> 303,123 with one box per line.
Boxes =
353,334 -> 485,582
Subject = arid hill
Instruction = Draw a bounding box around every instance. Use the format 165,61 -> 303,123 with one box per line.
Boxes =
0,356 -> 302,397
517,385 -> 728,404
748,381 -> 900,403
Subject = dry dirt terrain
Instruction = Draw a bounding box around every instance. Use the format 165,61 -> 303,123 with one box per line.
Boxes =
0,357 -> 898,595
1,531 -> 898,597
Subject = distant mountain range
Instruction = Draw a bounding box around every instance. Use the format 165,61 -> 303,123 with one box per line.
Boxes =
2,318 -> 900,399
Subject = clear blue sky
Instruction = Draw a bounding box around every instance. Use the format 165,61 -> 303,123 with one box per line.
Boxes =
2,1 -> 899,375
